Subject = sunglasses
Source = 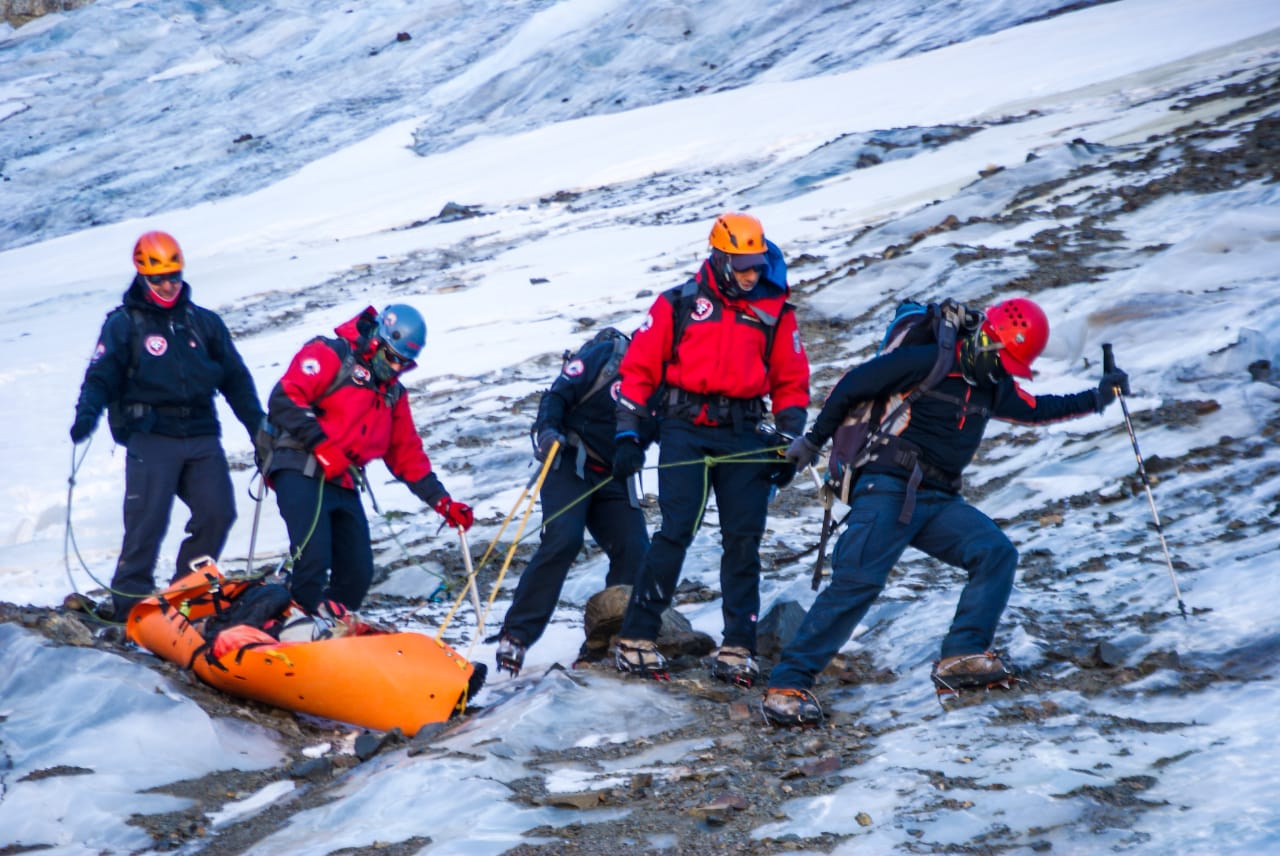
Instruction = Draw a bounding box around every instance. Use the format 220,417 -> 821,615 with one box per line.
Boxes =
379,343 -> 414,370
144,272 -> 182,286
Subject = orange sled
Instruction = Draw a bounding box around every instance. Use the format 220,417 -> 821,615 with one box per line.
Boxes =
126,560 -> 478,735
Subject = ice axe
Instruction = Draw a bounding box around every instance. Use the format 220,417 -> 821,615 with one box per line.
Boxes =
1103,343 -> 1188,621
244,475 -> 268,578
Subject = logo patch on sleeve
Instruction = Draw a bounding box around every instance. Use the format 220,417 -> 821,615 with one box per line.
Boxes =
144,335 -> 168,357
301,358 -> 321,375
91,343 -> 105,362
564,359 -> 585,378
692,297 -> 713,321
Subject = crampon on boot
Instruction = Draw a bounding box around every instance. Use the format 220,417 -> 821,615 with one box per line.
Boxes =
708,645 -> 760,688
931,651 -> 1015,698
495,634 -> 526,677
760,688 -> 824,727
614,638 -> 670,680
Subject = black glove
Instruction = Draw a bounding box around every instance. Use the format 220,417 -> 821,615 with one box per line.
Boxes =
767,457 -> 798,487
253,419 -> 276,473
612,434 -> 645,480
1096,369 -> 1130,412
70,414 -> 96,444
534,428 -> 565,462
784,434 -> 823,471
774,406 -> 807,439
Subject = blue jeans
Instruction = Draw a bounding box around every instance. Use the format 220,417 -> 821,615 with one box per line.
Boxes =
500,458 -> 649,646
619,419 -> 773,652
769,473 -> 1018,691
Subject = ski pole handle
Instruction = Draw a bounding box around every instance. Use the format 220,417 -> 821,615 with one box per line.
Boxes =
1102,342 -> 1116,375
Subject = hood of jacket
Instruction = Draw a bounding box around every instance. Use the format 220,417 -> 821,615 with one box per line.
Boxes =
333,305 -> 381,352
699,237 -> 790,315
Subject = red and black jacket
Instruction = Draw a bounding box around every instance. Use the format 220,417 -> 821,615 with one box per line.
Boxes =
266,309 -> 447,505
617,251 -> 810,431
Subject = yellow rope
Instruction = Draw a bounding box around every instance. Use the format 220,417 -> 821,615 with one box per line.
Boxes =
435,441 -> 560,643
477,442 -> 559,634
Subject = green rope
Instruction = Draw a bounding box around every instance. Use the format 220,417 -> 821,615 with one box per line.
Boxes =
350,467 -> 449,589
62,444 -> 327,623
496,443 -> 788,550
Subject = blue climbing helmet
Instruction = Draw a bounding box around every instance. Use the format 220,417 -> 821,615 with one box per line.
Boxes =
375,304 -> 427,362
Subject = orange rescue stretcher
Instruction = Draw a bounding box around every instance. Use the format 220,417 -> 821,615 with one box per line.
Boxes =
125,559 -> 479,735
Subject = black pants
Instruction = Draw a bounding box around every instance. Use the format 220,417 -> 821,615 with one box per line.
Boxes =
112,433 -> 236,619
619,419 -> 772,652
272,469 -> 373,614
500,459 -> 649,646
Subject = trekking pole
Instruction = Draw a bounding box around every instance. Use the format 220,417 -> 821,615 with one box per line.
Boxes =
456,528 -> 485,651
433,442 -> 560,642
1103,343 -> 1188,621
805,464 -> 823,491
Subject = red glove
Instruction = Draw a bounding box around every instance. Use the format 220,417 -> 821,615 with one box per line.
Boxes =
434,496 -> 474,531
313,439 -> 351,480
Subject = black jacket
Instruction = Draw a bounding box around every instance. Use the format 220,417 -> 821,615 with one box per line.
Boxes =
535,336 -> 655,473
810,345 -> 1097,488
73,277 -> 265,441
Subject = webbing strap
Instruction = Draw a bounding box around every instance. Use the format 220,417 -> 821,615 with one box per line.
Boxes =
900,461 -> 924,525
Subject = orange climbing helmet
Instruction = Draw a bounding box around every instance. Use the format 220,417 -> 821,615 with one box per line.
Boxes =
708,212 -> 768,284
709,212 -> 767,263
132,231 -> 184,276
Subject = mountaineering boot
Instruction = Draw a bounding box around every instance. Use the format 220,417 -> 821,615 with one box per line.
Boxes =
614,638 -> 669,680
708,645 -> 760,688
495,634 -> 526,677
277,600 -> 357,642
931,651 -> 1014,693
760,688 -> 824,727
315,599 -> 359,638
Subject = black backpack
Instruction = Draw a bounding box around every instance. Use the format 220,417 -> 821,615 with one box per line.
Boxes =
823,298 -> 980,505
544,327 -> 630,461
562,326 -> 629,409
667,278 -> 793,369
200,580 -> 293,641
104,306 -> 215,445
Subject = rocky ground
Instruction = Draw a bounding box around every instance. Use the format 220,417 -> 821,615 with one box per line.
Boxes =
3,62 -> 1279,856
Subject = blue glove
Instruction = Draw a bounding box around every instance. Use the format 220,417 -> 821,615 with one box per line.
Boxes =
1096,369 -> 1130,412
612,434 -> 645,480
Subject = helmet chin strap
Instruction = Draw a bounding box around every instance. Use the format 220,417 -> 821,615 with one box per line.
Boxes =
712,252 -> 748,299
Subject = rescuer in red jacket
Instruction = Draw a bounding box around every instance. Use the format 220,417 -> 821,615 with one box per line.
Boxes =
262,304 -> 473,619
611,213 -> 811,686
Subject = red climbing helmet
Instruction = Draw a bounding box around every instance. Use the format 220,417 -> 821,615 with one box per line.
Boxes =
982,297 -> 1048,378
